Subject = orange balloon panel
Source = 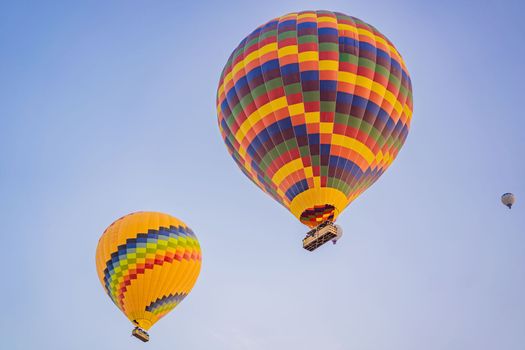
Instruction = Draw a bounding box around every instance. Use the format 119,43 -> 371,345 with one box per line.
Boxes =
95,212 -> 202,330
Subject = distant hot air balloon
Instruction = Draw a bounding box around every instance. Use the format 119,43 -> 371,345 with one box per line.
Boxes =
95,212 -> 202,342
501,193 -> 515,209
216,10 -> 413,250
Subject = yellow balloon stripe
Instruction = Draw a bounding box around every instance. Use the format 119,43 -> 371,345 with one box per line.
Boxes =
338,72 -> 403,117
330,135 -> 375,165
271,158 -> 304,185
271,136 -> 378,190
234,96 -> 288,143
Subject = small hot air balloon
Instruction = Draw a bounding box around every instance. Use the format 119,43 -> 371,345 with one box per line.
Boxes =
216,10 -> 413,251
95,212 -> 202,342
501,193 -> 515,209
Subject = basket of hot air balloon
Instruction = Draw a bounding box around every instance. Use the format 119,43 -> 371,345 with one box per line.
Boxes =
216,10 -> 413,251
95,212 -> 202,341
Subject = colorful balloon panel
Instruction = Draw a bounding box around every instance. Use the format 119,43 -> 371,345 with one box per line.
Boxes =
217,10 -> 413,227
95,212 -> 202,330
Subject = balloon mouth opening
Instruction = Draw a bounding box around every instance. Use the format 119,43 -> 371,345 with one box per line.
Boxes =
133,318 -> 153,331
300,204 -> 336,227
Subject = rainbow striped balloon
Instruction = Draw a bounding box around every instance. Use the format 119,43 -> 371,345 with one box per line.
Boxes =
217,10 -> 413,227
95,212 -> 202,332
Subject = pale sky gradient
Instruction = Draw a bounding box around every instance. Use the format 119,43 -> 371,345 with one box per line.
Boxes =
1,1 -> 524,349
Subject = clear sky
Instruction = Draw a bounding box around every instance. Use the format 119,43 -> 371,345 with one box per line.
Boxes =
1,0 -> 524,349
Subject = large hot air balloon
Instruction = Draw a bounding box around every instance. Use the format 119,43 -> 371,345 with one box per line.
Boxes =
217,10 -> 413,250
95,212 -> 202,341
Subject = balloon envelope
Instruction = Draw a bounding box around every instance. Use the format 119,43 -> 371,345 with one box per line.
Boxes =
95,212 -> 202,331
501,193 -> 515,208
217,10 -> 413,227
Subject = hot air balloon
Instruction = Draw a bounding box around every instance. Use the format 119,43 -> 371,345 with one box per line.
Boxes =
216,10 -> 413,251
501,193 -> 515,209
95,212 -> 202,342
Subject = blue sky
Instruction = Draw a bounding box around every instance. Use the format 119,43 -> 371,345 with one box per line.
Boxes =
1,0 -> 524,349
